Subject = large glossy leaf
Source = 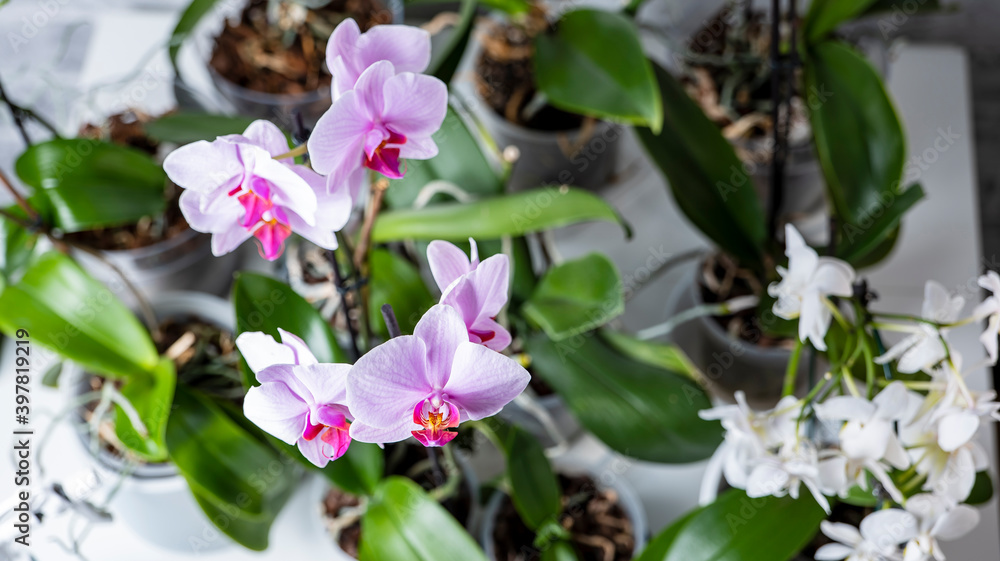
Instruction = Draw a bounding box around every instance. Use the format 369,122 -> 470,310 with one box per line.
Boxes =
426,0 -> 477,85
232,272 -> 348,387
503,426 -> 562,530
522,253 -> 623,341
369,249 -> 435,337
524,332 -> 721,463
804,41 -> 905,227
114,357 -> 176,463
321,442 -> 385,497
166,387 -> 299,550
16,139 -> 167,233
386,106 -> 503,209
835,183 -> 923,266
637,490 -> 826,561
541,541 -> 582,561
359,477 -> 489,561
802,0 -> 879,42
636,63 -> 766,269
602,330 -> 701,382
0,251 -> 158,378
535,9 -> 661,130
0,206 -> 38,280
374,187 -> 629,242
144,112 -> 256,144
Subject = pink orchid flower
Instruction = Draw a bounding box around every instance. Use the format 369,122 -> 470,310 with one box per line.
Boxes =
308,60 -> 447,200
427,238 -> 512,352
238,329 -> 353,467
163,120 -> 351,261
346,305 -> 529,447
327,18 -> 431,100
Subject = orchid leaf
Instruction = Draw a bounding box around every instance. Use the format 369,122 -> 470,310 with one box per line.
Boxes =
321,442 -> 385,497
374,187 -> 629,242
0,251 -> 158,379
535,9 -> 661,130
804,41 -> 906,228
144,112 -> 256,144
369,248 -> 435,337
114,357 -> 176,463
503,426 -> 562,531
636,62 -> 766,270
636,490 -> 826,561
359,477 -> 489,561
541,540 -> 582,561
170,0 -> 222,74
0,205 -> 38,280
967,471 -> 994,506
835,183 -> 923,267
522,253 -> 623,341
525,331 -> 721,463
15,139 -> 167,233
232,272 -> 348,388
426,0 -> 477,85
802,0 -> 879,42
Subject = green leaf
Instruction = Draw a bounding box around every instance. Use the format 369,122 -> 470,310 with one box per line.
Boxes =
41,361 -> 63,388
861,0 -> 945,17
426,0 -> 477,85
476,0 -> 529,15
166,387 -> 299,550
839,485 -> 879,508
320,441 -> 385,497
386,106 -> 503,209
802,0 -> 879,42
144,112 -> 256,144
601,330 -> 701,382
637,489 -> 826,561
0,206 -> 39,280
967,471 -> 994,506
522,253 -> 623,341
804,41 -> 906,228
524,331 -> 722,463
374,187 -> 629,242
541,540 -> 582,561
835,183 -> 923,266
534,10 -> 661,130
0,251 -> 158,378
359,477 -> 489,561
170,0 -> 223,74
503,426 -> 562,530
16,139 -> 167,233
636,63 -> 766,269
114,357 -> 176,463
232,272 -> 348,387
369,249 -> 435,337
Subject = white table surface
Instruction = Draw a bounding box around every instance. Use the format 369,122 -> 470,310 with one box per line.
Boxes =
0,5 -> 997,560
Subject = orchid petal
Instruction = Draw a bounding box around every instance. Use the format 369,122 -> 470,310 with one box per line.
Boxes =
236,331 -> 297,373
293,363 -> 351,407
930,505 -> 979,541
242,119 -> 292,161
358,24 -> 431,75
348,419 -> 415,446
442,342 -> 529,420
276,328 -> 319,366
347,335 -> 431,429
243,382 -> 309,445
163,139 -> 241,193
413,305 -> 469,388
427,240 -> 472,292
210,223 -> 252,256
820,521 -> 863,547
859,509 -> 918,545
382,72 -> 448,139
938,411 -> 980,452
815,396 -> 876,422
814,543 -> 853,560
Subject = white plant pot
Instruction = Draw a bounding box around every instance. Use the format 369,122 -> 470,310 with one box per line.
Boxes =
68,291 -> 235,553
73,229 -> 242,307
478,457 -> 648,560
664,261 -> 816,408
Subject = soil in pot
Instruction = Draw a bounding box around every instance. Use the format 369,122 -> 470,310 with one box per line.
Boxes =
210,0 -> 391,96
492,474 -> 635,561
698,253 -> 793,349
321,443 -> 476,557
475,15 -> 586,132
68,110 -> 191,252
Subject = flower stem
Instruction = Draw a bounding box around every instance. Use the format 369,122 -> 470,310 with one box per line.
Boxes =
353,178 -> 389,271
380,303 -> 402,339
272,142 -> 309,161
782,338 -> 804,397
329,248 -> 362,361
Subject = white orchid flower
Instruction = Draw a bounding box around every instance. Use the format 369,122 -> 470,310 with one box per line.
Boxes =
902,493 -> 980,561
875,282 -> 964,374
900,412 -> 990,503
817,449 -> 905,505
816,381 -> 912,467
815,509 -> 917,561
929,383 -> 1000,453
973,270 -> 1000,364
768,224 -> 856,351
746,439 -> 831,514
699,393 -> 802,488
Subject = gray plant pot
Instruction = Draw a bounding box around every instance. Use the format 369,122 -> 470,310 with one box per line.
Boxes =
478,456 -> 648,560
72,228 -> 242,307
68,292 -> 235,553
497,393 -> 582,450
664,261 -> 814,408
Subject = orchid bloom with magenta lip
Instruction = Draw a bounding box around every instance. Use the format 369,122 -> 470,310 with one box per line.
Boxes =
346,304 -> 530,447
427,238 -> 512,352
327,18 -> 431,100
163,120 -> 350,261
308,60 -> 447,200
237,329 -> 354,467
768,224 -> 856,351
